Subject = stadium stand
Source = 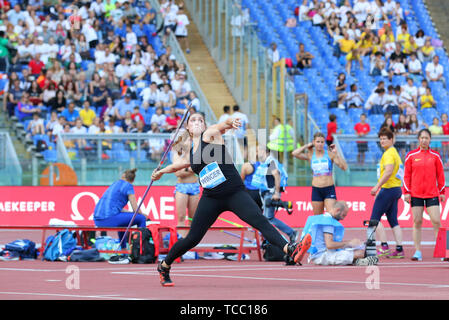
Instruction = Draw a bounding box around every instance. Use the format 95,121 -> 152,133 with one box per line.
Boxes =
1,0 -> 198,164
240,0 -> 449,163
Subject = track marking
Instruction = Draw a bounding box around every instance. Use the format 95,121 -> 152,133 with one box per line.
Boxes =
0,291 -> 143,300
142,272 -> 449,289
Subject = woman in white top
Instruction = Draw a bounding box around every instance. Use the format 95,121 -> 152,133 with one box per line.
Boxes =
130,56 -> 147,81
175,5 -> 190,53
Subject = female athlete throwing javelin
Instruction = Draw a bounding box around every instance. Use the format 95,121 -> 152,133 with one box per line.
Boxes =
151,112 -> 311,286
292,132 -> 348,215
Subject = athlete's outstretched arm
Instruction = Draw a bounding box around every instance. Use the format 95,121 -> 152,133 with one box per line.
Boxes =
152,161 -> 191,181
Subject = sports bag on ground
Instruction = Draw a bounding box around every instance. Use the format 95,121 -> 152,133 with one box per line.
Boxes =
43,229 -> 77,261
130,227 -> 156,264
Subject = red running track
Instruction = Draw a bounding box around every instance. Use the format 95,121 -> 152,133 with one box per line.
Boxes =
0,229 -> 448,300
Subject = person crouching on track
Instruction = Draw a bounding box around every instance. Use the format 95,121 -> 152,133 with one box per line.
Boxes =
301,201 -> 379,266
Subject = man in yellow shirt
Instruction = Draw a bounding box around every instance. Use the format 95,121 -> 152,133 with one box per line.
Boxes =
79,100 -> 97,128
369,127 -> 404,258
338,31 -> 356,56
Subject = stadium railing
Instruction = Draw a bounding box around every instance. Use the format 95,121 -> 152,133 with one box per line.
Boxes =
30,132 -> 244,186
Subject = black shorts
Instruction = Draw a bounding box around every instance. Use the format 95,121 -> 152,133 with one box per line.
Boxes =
357,142 -> 368,153
411,197 -> 440,208
311,185 -> 337,202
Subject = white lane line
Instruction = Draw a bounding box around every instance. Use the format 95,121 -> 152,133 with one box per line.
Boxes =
0,291 -> 143,300
145,272 -> 449,289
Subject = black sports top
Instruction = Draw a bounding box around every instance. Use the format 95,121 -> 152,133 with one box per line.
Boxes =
190,134 -> 245,197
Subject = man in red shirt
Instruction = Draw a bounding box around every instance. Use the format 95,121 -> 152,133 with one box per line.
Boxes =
403,128 -> 446,261
28,53 -> 45,76
354,113 -> 371,165
326,114 -> 337,147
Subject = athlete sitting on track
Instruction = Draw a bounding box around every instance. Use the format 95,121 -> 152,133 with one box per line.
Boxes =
301,201 -> 379,266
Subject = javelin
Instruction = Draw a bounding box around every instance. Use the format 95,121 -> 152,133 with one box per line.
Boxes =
117,104 -> 192,250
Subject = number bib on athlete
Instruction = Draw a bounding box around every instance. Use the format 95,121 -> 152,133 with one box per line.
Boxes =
199,162 -> 227,189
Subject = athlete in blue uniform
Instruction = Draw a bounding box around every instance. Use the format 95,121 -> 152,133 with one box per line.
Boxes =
94,168 -> 148,249
292,132 -> 348,215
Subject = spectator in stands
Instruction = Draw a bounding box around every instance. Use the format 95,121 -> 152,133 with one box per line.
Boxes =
426,55 -> 445,87
407,52 -> 423,78
354,113 -> 370,165
420,87 -> 436,110
394,114 -> 410,159
150,106 -> 167,129
403,36 -> 418,57
384,85 -> 401,114
48,89 -> 67,113
27,80 -> 44,106
79,100 -> 97,128
402,77 -> 418,108
390,42 -> 407,65
164,106 -> 181,132
92,78 -> 111,108
172,72 -> 191,99
388,56 -> 408,81
335,73 -> 348,110
141,81 -> 160,110
5,79 -> 23,118
88,117 -> 101,135
415,29 -> 426,49
267,42 -> 280,64
418,38 -> 435,63
381,116 -> 395,134
296,43 -> 314,70
174,4 -> 190,54
326,114 -> 338,147
218,105 -> 231,124
147,121 -> 166,161
345,47 -> 363,74
99,96 -> 116,122
28,53 -> 45,76
27,111 -> 45,138
407,114 -> 423,152
70,118 -> 89,149
17,93 -> 41,122
337,30 -> 356,59
131,105 -> 145,126
188,91 -> 200,111
370,51 -> 387,76
114,94 -> 136,120
108,116 -> 123,134
429,117 -> 443,153
61,102 -> 80,127
418,79 -> 429,98
49,115 -> 66,141
298,0 -> 311,22
365,88 -> 386,114
397,85 -> 415,115
345,83 -> 364,109
157,83 -> 176,108
122,110 -> 135,133
42,82 -> 57,105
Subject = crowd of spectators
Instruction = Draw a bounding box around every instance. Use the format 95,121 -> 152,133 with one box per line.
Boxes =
293,0 -> 449,163
296,0 -> 444,111
1,0 -> 198,159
